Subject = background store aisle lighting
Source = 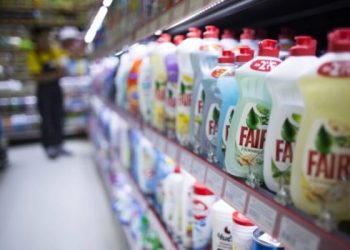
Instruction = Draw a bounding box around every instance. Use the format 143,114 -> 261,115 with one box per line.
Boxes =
84,0 -> 114,43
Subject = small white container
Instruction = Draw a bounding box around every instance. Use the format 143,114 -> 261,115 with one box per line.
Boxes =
231,211 -> 257,250
212,199 -> 236,250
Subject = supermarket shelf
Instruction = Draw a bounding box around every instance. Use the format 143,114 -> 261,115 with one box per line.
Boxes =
99,97 -> 350,250
91,129 -> 177,250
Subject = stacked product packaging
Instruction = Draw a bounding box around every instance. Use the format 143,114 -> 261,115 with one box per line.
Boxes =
91,26 -> 350,249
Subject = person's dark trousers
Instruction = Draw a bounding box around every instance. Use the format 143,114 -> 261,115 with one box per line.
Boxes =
36,82 -> 64,149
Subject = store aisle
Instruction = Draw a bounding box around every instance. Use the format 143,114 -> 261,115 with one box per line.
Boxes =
0,139 -> 128,250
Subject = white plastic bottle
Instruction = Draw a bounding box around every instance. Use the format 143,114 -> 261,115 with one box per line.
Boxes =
264,36 -> 318,193
231,211 -> 257,250
212,199 -> 236,250
192,182 -> 216,250
138,41 -> 156,123
220,29 -> 238,50
176,28 -> 203,146
115,52 -> 130,109
162,166 -> 184,235
180,171 -> 196,248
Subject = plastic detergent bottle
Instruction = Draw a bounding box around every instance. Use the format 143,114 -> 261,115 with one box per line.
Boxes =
127,44 -> 146,114
263,36 -> 317,197
150,33 -> 176,132
278,28 -> 295,60
200,50 -> 237,162
220,29 -> 238,50
115,52 -> 130,109
165,35 -> 185,139
138,41 -> 156,123
231,212 -> 257,250
180,171 -> 196,248
190,25 -> 223,153
239,28 -> 258,55
192,182 -> 216,250
162,166 -> 184,235
224,39 -> 281,187
290,28 -> 350,222
176,28 -> 203,146
216,47 -> 254,168
211,199 -> 236,250
135,137 -> 156,194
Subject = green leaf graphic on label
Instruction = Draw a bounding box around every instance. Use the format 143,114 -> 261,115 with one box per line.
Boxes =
292,113 -> 302,124
229,109 -> 234,123
334,135 -> 350,148
281,118 -> 298,143
180,83 -> 185,95
246,107 -> 260,130
168,89 -> 173,98
256,104 -> 269,116
156,81 -> 160,90
201,89 -> 206,102
271,159 -> 282,178
213,107 -> 220,122
271,159 -> 291,185
315,125 -> 333,154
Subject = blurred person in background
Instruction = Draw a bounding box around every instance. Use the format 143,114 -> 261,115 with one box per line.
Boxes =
27,27 -> 71,159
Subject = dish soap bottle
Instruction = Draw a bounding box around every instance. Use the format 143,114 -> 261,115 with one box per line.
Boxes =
165,35 -> 185,139
190,25 -> 223,153
263,36 -> 317,205
216,47 -> 254,168
290,28 -> 350,228
220,29 -> 238,50
225,39 -> 281,187
176,28 -> 203,147
200,50 -> 237,163
150,34 -> 176,133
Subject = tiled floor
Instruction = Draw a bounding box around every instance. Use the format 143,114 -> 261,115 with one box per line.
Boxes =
0,139 -> 128,250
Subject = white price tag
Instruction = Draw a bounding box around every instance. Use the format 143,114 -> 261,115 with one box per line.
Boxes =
156,135 -> 167,153
191,159 -> 207,183
166,142 -> 178,161
223,180 -> 247,214
205,168 -> 224,195
179,151 -> 193,173
246,196 -> 277,235
172,2 -> 185,21
278,216 -> 320,250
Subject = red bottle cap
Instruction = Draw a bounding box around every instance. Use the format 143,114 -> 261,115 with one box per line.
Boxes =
289,36 -> 317,56
193,182 -> 214,195
158,33 -> 171,43
328,28 -> 350,52
187,27 -> 201,38
279,27 -> 295,40
258,39 -> 279,57
236,46 -> 254,62
174,35 -> 185,45
204,25 -> 219,39
240,28 -> 255,40
218,50 -> 234,63
221,29 -> 234,39
232,211 -> 255,226
174,166 -> 181,173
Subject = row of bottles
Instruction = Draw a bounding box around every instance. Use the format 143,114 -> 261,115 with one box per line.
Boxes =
90,100 -> 285,250
113,26 -> 350,228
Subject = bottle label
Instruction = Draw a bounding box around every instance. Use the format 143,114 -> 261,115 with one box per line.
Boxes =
154,75 -> 167,129
205,103 -> 220,144
250,59 -> 280,72
192,197 -> 213,249
270,111 -> 302,185
211,67 -> 235,78
302,118 -> 350,203
221,106 -> 235,154
234,102 -> 270,172
318,61 -> 350,77
214,224 -> 232,250
194,84 -> 205,137
165,82 -> 177,132
176,74 -> 193,138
